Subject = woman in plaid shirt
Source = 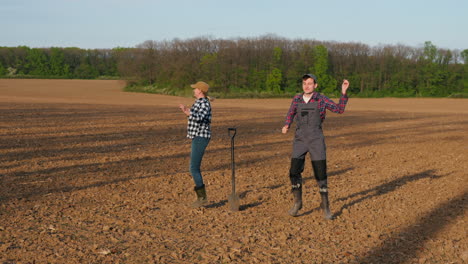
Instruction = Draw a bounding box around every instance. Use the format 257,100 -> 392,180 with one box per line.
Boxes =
282,74 -> 349,219
179,81 -> 212,208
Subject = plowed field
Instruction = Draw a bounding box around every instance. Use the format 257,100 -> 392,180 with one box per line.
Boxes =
0,79 -> 467,263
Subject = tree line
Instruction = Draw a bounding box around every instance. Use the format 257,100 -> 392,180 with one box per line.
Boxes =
1,36 -> 467,97
0,46 -> 119,79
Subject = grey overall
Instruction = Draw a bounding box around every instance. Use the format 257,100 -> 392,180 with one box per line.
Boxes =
289,101 -> 328,191
288,100 -> 332,218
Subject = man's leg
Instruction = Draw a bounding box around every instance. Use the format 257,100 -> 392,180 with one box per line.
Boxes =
288,158 -> 305,216
288,142 -> 308,216
312,160 -> 332,219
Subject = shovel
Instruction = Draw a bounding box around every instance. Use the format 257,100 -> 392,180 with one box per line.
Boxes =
228,127 -> 240,211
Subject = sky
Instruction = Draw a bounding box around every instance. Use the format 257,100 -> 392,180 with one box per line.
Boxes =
2,0 -> 467,50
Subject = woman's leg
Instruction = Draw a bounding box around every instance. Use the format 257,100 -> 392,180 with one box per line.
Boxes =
189,137 -> 210,188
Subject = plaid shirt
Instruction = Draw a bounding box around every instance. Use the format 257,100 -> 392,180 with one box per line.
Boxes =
284,92 -> 348,127
187,97 -> 212,139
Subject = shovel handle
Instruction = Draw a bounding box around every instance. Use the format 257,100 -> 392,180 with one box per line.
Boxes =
228,127 -> 237,138
228,128 -> 236,195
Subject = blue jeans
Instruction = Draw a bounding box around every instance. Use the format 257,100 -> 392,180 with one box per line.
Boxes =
190,136 -> 210,188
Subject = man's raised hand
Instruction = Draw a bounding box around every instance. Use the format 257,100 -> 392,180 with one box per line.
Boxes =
342,79 -> 350,94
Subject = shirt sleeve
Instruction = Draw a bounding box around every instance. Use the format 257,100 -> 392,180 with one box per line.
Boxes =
189,100 -> 210,122
323,93 -> 348,114
284,95 -> 299,127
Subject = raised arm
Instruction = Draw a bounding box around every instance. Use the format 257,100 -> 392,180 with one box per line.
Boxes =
324,79 -> 350,114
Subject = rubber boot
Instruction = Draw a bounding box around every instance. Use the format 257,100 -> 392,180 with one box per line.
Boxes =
288,158 -> 304,217
319,191 -> 333,220
288,187 -> 303,217
191,184 -> 208,208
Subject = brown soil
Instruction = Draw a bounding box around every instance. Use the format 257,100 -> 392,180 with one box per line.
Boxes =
0,79 -> 467,263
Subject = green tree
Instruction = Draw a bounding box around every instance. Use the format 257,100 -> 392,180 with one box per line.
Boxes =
266,67 -> 282,93
63,47 -> 83,77
419,41 -> 446,96
249,69 -> 266,93
461,49 -> 468,64
49,47 -> 69,76
74,61 -> 98,79
0,63 -> 6,76
311,45 -> 337,95
134,40 -> 161,84
266,47 -> 283,93
460,49 -> 468,93
25,48 -> 50,76
200,52 -> 220,89
10,46 -> 30,75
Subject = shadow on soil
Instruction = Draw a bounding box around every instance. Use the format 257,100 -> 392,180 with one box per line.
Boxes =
300,169 -> 443,217
358,191 -> 467,264
0,173 -> 159,203
333,169 -> 443,218
205,190 -> 263,211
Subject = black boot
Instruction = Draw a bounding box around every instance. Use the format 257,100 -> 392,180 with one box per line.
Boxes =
191,184 -> 208,208
288,158 -> 304,217
288,186 -> 303,217
319,190 -> 333,220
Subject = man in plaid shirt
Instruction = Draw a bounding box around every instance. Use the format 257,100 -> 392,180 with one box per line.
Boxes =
282,74 -> 349,219
179,81 -> 212,208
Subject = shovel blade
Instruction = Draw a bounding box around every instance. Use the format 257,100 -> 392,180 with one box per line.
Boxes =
228,193 -> 240,211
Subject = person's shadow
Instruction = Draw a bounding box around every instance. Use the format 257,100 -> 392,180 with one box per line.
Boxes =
206,190 -> 262,211
359,190 -> 467,263
302,169 -> 442,218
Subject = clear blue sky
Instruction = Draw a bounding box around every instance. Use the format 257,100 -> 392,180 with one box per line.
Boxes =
2,0 -> 467,50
